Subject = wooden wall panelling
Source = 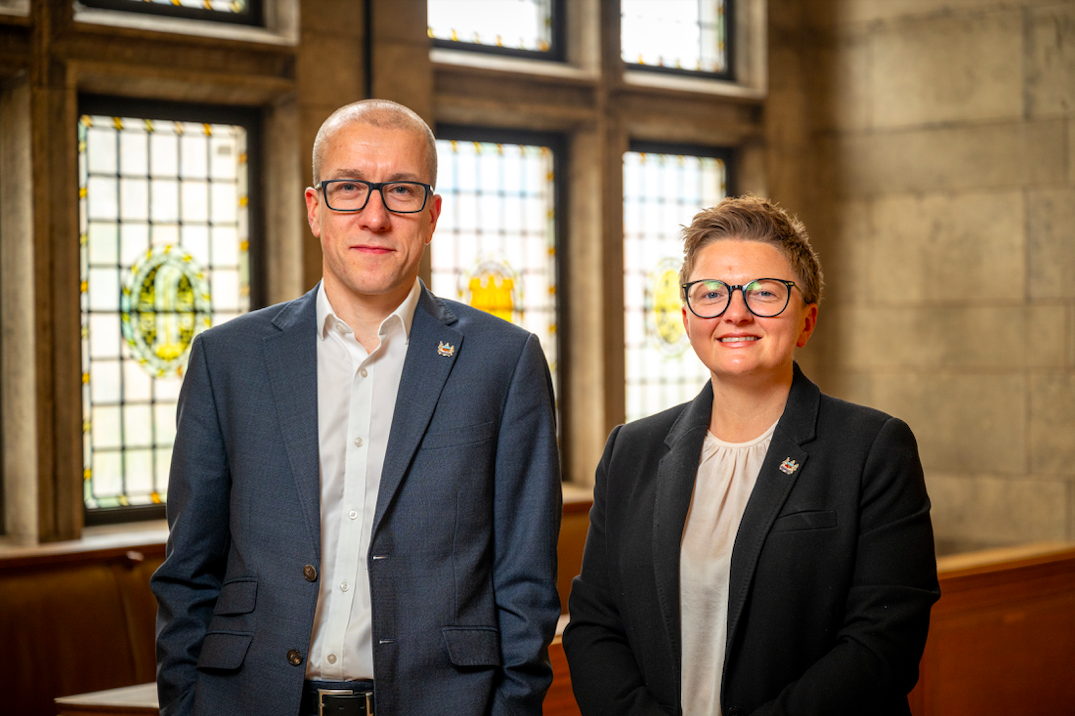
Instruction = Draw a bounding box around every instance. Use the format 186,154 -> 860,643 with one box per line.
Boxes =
0,538 -> 166,716
911,545 -> 1075,716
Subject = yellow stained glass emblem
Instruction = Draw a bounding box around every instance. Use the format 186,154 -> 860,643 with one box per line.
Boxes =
464,259 -> 518,324
644,258 -> 690,357
120,245 -> 212,378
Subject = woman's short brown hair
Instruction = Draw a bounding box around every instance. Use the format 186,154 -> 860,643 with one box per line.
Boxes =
679,195 -> 824,305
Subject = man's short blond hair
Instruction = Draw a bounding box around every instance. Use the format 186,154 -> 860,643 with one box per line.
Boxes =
311,99 -> 438,188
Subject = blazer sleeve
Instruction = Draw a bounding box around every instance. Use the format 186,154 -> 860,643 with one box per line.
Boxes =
747,416 -> 940,716
489,333 -> 563,716
563,426 -> 671,716
150,335 -> 231,716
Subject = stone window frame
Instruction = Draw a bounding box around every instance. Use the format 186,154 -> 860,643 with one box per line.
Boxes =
78,0 -> 264,28
77,95 -> 267,527
432,124 -> 568,410
427,0 -> 768,485
622,139 -> 736,423
429,0 -> 566,62
74,0 -> 298,47
621,0 -> 736,81
0,1 -> 302,543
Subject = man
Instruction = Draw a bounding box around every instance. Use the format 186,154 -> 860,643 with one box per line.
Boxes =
151,100 -> 562,716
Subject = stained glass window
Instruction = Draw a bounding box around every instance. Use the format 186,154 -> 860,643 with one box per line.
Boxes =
432,135 -> 558,389
622,0 -> 728,76
79,0 -> 259,25
623,146 -> 727,422
428,0 -> 558,57
79,109 -> 251,515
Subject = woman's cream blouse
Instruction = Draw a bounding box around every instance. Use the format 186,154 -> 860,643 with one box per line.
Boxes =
680,421 -> 777,716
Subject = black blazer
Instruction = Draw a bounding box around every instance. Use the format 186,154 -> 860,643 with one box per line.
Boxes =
564,364 -> 939,716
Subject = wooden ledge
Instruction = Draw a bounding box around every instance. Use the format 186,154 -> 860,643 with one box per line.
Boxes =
0,524 -> 168,570
937,541 -> 1075,578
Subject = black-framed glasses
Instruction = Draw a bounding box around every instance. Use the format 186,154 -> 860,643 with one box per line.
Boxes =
317,179 -> 432,214
682,278 -> 799,319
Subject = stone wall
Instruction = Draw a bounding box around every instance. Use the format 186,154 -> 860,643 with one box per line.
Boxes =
770,0 -> 1075,553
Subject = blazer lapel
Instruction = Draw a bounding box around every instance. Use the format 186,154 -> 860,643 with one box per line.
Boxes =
372,286 -> 462,533
725,364 -> 820,652
652,382 -> 714,683
263,288 -> 322,560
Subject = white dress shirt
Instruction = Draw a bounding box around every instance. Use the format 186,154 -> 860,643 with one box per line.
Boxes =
680,421 -> 776,716
306,278 -> 420,681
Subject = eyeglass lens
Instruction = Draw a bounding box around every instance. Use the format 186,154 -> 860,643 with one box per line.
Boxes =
687,279 -> 791,318
324,181 -> 427,212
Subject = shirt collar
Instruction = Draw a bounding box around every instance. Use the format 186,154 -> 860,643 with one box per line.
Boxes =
316,278 -> 422,344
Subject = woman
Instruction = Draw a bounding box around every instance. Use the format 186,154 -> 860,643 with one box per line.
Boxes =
563,196 -> 939,716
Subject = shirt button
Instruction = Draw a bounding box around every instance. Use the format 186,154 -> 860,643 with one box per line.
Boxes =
354,437 -> 363,447
349,510 -> 358,520
303,564 -> 317,582
360,368 -> 368,377
340,582 -> 349,592
335,323 -> 347,334
287,649 -> 302,666
327,654 -> 337,664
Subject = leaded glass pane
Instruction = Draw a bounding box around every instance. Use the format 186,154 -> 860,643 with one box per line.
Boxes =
428,0 -> 553,53
623,150 -> 726,422
79,114 -> 250,510
432,139 -> 557,387
622,0 -> 727,74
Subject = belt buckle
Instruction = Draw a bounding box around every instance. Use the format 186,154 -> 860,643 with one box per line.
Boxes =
316,688 -> 373,716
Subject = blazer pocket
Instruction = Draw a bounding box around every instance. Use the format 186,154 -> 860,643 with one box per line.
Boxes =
213,577 -> 257,616
197,631 -> 253,670
422,421 -> 496,451
772,509 -> 838,532
441,626 -> 501,668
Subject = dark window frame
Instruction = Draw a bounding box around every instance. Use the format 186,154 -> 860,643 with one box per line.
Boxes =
79,94 -> 265,527
622,0 -> 735,82
626,140 -> 737,195
429,0 -> 565,62
78,0 -> 264,27
434,125 -> 568,476
622,139 -> 736,421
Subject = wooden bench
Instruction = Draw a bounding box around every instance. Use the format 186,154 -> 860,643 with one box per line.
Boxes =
0,529 -> 167,716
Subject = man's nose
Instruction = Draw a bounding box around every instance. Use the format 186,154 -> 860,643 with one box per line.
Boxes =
360,188 -> 392,230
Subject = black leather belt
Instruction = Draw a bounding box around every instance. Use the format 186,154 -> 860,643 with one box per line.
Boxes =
301,680 -> 375,716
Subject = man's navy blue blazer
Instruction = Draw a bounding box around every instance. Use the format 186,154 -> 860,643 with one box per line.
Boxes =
151,282 -> 562,716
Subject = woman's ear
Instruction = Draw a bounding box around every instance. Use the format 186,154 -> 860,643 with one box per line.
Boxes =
796,304 -> 819,348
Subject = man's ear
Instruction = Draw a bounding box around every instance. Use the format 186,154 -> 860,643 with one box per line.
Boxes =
425,193 -> 443,244
304,186 -> 322,238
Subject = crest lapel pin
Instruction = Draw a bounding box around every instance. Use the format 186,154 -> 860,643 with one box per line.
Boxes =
437,341 -> 455,357
778,458 -> 799,475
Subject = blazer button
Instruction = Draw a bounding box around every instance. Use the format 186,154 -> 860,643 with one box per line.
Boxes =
287,649 -> 303,666
303,564 -> 317,582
